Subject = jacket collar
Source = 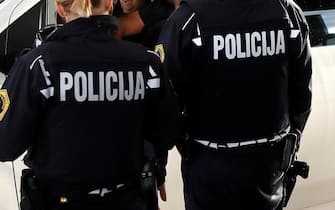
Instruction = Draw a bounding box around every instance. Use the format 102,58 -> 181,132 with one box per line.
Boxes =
48,15 -> 118,42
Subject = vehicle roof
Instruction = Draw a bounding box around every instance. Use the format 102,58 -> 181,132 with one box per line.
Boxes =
0,0 -> 39,34
305,9 -> 335,34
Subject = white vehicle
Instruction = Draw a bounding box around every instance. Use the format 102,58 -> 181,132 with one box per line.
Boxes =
1,0 -> 335,210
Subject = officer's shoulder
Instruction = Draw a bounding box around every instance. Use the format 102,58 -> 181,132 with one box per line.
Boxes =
284,0 -> 308,27
118,40 -> 160,63
166,3 -> 195,29
14,46 -> 45,69
284,0 -> 305,19
284,0 -> 301,10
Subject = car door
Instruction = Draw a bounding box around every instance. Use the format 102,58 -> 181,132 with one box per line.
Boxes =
283,1 -> 335,209
0,1 -> 45,210
0,0 -> 41,74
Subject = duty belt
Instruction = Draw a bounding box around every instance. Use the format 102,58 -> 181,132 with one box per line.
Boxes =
88,184 -> 125,197
55,183 -> 128,204
194,126 -> 290,150
41,181 -> 130,205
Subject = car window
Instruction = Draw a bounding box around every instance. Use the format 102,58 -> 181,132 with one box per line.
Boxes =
1,0 -> 40,74
295,0 -> 335,11
295,0 -> 335,46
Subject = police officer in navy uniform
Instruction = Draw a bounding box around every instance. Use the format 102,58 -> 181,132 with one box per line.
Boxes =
0,0 -> 180,210
157,0 -> 312,209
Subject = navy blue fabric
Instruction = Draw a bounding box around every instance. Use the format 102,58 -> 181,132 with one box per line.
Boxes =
182,141 -> 286,210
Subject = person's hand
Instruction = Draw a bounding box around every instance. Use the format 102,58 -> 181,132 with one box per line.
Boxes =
158,182 -> 167,201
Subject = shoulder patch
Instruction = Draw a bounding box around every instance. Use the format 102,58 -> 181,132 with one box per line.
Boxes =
0,89 -> 10,122
155,44 -> 165,63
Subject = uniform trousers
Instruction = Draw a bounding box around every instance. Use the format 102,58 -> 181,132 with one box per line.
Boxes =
182,140 -> 286,210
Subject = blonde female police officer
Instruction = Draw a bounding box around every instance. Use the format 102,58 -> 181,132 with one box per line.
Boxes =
157,0 -> 312,209
0,0 -> 180,210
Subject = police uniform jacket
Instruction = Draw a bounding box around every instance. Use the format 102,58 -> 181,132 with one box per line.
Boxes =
0,15 -> 180,186
157,0 -> 312,144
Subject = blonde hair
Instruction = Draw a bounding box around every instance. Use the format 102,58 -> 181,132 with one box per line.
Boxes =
57,0 -> 101,17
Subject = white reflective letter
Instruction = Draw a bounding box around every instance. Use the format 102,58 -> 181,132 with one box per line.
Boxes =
267,31 -> 276,56
213,35 -> 224,60
134,72 -> 145,100
60,72 -> 73,101
106,71 -> 117,101
276,30 -> 285,54
99,72 -> 105,101
225,34 -> 236,59
251,32 -> 261,57
118,72 -> 124,101
261,31 -> 267,56
74,71 -> 87,102
245,33 -> 251,57
125,72 -> 134,101
88,72 -> 99,101
236,34 -> 246,58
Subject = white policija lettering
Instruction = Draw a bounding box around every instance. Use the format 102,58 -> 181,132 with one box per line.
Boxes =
60,71 -> 145,102
213,30 -> 285,60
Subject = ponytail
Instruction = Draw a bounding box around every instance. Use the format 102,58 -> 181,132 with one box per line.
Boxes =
70,0 -> 92,17
57,0 -> 102,17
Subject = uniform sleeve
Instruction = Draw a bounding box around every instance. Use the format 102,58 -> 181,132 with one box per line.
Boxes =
288,6 -> 312,133
144,52 -> 183,153
156,5 -> 197,100
0,56 -> 42,161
